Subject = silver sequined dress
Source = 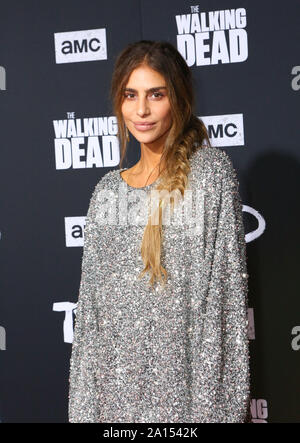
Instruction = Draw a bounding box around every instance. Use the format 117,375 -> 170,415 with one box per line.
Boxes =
68,146 -> 251,423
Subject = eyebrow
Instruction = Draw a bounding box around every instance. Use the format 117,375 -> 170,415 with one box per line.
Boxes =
124,86 -> 167,93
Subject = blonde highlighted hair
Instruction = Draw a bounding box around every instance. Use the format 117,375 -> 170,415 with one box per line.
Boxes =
110,40 -> 211,288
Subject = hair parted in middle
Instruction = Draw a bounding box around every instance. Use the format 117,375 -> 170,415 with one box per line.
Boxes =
110,40 -> 211,289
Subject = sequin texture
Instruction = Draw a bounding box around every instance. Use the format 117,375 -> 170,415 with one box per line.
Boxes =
68,146 -> 251,423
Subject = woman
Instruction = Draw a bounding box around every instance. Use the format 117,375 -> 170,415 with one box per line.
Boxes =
68,40 -> 251,423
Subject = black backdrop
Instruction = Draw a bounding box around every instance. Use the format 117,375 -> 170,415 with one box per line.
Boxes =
0,0 -> 299,423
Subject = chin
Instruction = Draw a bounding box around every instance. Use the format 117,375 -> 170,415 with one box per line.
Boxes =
132,131 -> 164,144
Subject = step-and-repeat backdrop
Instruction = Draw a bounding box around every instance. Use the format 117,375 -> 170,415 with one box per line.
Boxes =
0,0 -> 299,423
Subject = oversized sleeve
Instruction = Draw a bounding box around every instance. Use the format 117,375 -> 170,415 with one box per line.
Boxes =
211,153 -> 251,422
68,182 -> 102,423
187,149 -> 251,423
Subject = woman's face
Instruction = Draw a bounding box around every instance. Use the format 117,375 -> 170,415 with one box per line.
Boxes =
121,65 -> 173,146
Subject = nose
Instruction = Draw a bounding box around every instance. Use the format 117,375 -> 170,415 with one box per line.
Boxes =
136,96 -> 150,117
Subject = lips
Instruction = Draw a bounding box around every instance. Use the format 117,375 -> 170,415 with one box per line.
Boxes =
133,122 -> 156,131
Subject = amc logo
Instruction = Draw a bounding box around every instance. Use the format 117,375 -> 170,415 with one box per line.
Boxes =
54,28 -> 107,64
200,113 -> 245,147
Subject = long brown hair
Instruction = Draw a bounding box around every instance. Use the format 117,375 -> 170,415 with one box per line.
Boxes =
110,40 -> 211,288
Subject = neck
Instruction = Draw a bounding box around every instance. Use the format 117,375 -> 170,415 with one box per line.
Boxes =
136,133 -> 167,173
137,148 -> 162,173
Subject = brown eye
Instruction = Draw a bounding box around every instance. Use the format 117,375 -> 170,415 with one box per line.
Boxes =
150,92 -> 164,99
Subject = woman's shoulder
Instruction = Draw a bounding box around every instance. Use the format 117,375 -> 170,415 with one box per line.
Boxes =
189,146 -> 239,188
87,169 -> 121,207
190,145 -> 235,174
93,168 -> 121,192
